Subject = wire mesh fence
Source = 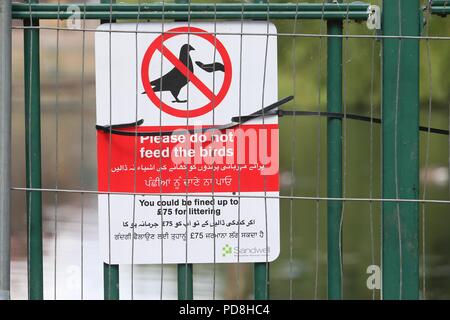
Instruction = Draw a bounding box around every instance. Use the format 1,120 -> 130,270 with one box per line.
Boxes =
3,0 -> 450,300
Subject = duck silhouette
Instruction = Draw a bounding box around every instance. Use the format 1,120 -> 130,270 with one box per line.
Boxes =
142,43 -> 226,103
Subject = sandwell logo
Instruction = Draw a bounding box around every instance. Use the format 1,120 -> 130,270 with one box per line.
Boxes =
222,244 -> 233,257
234,246 -> 270,256
222,245 -> 271,257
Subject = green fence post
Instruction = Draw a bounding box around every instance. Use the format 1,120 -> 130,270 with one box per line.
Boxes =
100,0 -> 116,24
103,262 -> 119,300
174,0 -> 194,301
101,0 -> 120,301
382,0 -> 420,300
252,0 -> 270,301
254,263 -> 269,300
326,0 -> 343,300
177,263 -> 193,300
24,0 -> 43,300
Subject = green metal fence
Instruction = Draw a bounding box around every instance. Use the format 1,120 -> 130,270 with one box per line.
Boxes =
2,0 -> 449,300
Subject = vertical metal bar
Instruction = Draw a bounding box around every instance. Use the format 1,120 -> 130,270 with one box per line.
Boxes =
101,0 -> 119,301
103,262 -> 119,300
326,4 -> 343,300
382,0 -> 420,300
174,0 -> 194,301
177,263 -> 193,300
24,0 -> 43,300
253,0 -> 269,301
254,264 -> 269,300
100,0 -> 116,24
0,0 -> 11,301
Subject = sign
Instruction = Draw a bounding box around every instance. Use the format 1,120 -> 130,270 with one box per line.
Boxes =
95,22 -> 280,264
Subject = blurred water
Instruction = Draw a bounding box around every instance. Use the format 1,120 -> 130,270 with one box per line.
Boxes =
11,201 -> 225,300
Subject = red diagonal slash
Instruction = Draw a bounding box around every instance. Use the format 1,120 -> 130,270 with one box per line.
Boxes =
157,45 -> 216,101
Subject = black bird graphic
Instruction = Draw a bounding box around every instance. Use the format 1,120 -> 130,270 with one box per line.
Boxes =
142,43 -> 226,103
143,44 -> 195,103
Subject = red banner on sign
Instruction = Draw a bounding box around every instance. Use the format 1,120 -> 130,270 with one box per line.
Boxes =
97,124 -> 279,193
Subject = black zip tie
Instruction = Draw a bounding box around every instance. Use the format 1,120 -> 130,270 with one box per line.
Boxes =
230,95 -> 294,122
276,110 -> 449,136
95,96 -> 294,137
96,118 -> 144,131
96,96 -> 449,137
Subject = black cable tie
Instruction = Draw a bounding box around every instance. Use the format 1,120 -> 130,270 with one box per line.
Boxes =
95,96 -> 294,137
230,95 -> 294,123
95,97 -> 448,137
96,119 -> 144,132
277,109 -> 448,136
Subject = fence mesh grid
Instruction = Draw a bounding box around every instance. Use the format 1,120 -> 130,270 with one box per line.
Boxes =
7,0 -> 450,300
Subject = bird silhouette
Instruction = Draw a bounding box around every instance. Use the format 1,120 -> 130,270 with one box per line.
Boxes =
143,44 -> 195,103
142,44 -> 226,104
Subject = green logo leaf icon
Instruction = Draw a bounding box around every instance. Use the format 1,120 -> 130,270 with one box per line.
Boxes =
222,244 -> 232,257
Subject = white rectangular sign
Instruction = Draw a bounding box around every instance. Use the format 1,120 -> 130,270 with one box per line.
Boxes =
95,21 -> 280,264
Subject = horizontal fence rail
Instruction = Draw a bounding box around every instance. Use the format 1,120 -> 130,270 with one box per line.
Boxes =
11,2 -> 372,20
431,0 -> 450,15
11,1 -> 449,20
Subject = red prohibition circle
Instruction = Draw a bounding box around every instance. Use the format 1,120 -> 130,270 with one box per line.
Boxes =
141,27 -> 232,118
